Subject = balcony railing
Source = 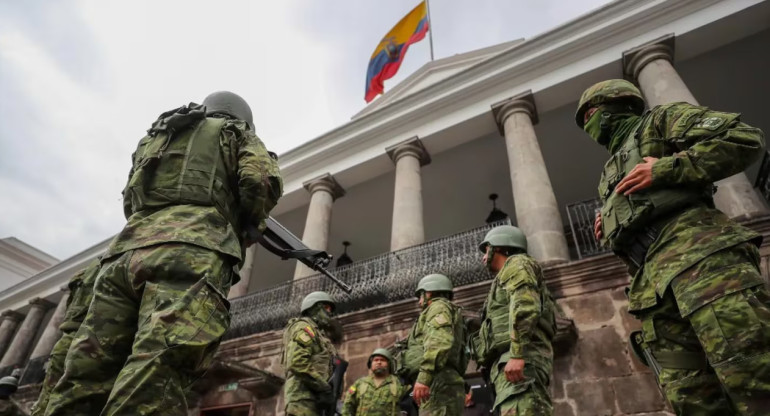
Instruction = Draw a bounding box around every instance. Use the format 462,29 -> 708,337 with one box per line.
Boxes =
565,198 -> 610,259
225,220 -> 510,340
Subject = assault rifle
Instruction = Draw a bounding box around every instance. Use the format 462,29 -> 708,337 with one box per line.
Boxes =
251,217 -> 352,294
321,356 -> 349,416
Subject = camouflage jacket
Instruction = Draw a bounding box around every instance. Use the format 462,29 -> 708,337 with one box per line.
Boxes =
60,258 -> 100,333
341,374 -> 408,416
404,297 -> 466,387
477,254 -> 556,371
107,106 -> 283,268
282,316 -> 337,403
605,102 -> 765,313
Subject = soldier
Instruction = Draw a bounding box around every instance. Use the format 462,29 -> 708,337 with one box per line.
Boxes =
575,79 -> 770,415
397,274 -> 467,416
0,370 -> 24,416
283,291 -> 343,416
31,258 -> 100,416
45,91 -> 283,416
342,348 -> 409,416
474,225 -> 557,416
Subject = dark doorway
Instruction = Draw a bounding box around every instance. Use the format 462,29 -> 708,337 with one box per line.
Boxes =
200,403 -> 251,416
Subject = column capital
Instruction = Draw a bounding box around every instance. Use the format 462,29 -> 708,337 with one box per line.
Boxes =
302,173 -> 345,201
491,90 -> 538,135
623,34 -> 675,81
28,297 -> 55,310
386,136 -> 431,166
0,311 -> 22,322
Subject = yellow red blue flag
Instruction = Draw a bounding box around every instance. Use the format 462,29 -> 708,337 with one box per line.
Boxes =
365,2 -> 429,102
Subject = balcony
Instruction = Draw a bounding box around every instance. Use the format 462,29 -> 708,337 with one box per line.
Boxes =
225,220 -> 510,340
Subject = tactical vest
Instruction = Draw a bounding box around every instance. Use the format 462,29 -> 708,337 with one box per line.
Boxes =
474,275 -> 556,366
281,317 -> 335,381
598,111 -> 713,251
122,106 -> 239,230
397,299 -> 468,382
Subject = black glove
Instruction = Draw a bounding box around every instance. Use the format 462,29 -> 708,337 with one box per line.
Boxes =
317,387 -> 336,415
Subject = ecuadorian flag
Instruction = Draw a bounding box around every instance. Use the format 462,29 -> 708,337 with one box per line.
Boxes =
365,2 -> 429,102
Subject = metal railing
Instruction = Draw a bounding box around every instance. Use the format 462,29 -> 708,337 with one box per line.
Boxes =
225,220 -> 509,340
565,198 -> 610,259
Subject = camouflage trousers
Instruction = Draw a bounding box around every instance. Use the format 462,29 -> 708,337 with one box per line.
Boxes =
44,243 -> 233,416
419,369 -> 464,416
637,255 -> 770,415
285,399 -> 322,416
32,273 -> 96,416
492,362 -> 552,416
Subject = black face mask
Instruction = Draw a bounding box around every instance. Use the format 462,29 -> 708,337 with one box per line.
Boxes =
372,367 -> 389,376
308,304 -> 344,344
583,105 -> 640,154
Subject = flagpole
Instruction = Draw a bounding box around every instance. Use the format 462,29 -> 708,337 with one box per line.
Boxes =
425,0 -> 435,61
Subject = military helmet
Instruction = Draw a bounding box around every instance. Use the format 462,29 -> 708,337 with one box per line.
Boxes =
575,79 -> 645,128
367,348 -> 394,370
479,225 -> 527,253
202,91 -> 254,128
414,273 -> 453,297
300,291 -> 336,314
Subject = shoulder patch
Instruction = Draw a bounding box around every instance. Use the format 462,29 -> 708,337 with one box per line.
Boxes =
432,313 -> 450,326
302,326 -> 315,339
298,332 -> 311,344
348,385 -> 356,394
693,116 -> 725,131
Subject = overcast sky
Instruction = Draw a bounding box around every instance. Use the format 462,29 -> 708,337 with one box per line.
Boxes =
0,0 -> 612,260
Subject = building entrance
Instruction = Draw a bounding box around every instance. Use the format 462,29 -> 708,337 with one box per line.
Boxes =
200,403 -> 251,416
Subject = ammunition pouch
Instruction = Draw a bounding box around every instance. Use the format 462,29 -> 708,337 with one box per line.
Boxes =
599,128 -> 712,252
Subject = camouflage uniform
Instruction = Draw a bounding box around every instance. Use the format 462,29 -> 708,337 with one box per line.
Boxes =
401,297 -> 466,416
0,400 -> 24,416
478,254 -> 556,416
587,96 -> 770,414
282,316 -> 338,416
30,259 -> 100,416
341,374 -> 408,416
45,101 -> 282,416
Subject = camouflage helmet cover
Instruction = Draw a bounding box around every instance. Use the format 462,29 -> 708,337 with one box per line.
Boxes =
575,79 -> 645,128
202,91 -> 254,128
479,225 -> 527,253
367,348 -> 394,371
414,273 -> 453,297
300,291 -> 336,314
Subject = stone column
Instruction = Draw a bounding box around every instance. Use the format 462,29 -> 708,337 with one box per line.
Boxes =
27,288 -> 70,363
294,173 -> 345,279
623,35 -> 769,220
492,92 -> 570,264
0,298 -> 54,370
229,245 -> 256,299
386,137 -> 431,251
0,311 -> 23,360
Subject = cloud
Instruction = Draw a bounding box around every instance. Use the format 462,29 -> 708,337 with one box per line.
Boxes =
0,0 -> 612,259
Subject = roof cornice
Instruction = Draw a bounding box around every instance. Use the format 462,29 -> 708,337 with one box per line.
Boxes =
0,236 -> 111,311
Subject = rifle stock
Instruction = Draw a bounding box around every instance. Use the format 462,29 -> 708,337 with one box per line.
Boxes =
252,217 -> 352,293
